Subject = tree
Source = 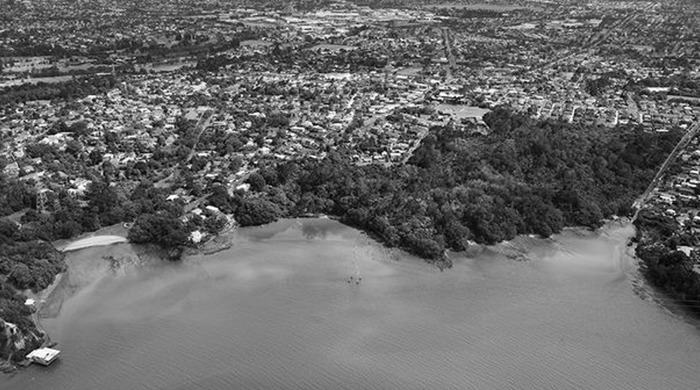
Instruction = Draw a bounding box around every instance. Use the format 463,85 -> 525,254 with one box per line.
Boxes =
208,185 -> 237,214
247,172 -> 266,192
65,139 -> 83,156
25,143 -> 56,159
85,180 -> 118,216
8,264 -> 32,290
267,113 -> 290,128
0,219 -> 18,245
48,120 -> 69,135
441,215 -> 471,251
68,120 -> 89,136
128,213 -> 189,252
54,220 -> 83,239
88,149 -> 103,166
235,198 -> 281,226
204,214 -> 227,234
229,156 -> 243,173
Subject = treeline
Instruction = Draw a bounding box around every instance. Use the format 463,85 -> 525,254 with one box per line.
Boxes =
627,75 -> 700,97
267,46 -> 388,73
196,52 -> 247,72
435,8 -> 507,19
211,108 -> 680,266
0,75 -> 118,107
634,210 -> 700,313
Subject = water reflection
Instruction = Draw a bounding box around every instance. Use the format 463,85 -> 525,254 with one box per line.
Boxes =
300,220 -> 329,239
237,220 -> 294,241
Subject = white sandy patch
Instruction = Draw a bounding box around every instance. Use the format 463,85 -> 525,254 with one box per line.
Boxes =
62,235 -> 128,252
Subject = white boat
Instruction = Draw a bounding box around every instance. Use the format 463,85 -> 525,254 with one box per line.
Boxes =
26,348 -> 61,366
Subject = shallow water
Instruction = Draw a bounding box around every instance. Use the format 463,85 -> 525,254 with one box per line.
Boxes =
3,219 -> 700,390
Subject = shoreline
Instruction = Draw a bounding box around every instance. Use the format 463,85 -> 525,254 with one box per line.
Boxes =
14,215 -> 692,373
2,270 -> 67,371
30,216 -> 637,307
7,227 -> 135,372
25,271 -> 65,340
7,218 -> 700,388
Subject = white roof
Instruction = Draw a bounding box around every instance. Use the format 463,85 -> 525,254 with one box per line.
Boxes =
27,348 -> 60,360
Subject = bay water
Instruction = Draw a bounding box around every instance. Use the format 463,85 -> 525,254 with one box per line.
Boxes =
3,219 -> 699,390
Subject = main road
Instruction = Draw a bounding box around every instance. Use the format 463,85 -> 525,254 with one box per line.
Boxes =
633,121 -> 700,219
441,28 -> 457,82
185,109 -> 215,163
155,109 -> 214,189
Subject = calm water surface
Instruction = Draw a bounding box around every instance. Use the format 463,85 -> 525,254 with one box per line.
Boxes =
3,219 -> 700,390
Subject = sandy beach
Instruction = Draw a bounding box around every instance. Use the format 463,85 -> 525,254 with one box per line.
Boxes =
61,235 -> 128,252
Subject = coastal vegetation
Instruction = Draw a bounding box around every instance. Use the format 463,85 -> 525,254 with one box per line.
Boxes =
0,216 -> 66,292
0,107 -> 685,361
0,293 -> 44,363
218,109 -> 682,266
0,106 -> 683,268
0,221 -> 59,363
634,210 -> 700,313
